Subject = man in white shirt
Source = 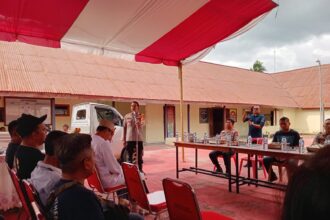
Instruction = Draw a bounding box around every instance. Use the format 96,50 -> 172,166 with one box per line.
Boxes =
92,119 -> 125,188
29,130 -> 67,206
123,101 -> 145,171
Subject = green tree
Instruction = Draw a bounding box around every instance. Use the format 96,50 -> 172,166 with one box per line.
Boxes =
250,60 -> 266,72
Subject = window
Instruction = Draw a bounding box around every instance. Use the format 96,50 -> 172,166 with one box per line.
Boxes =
95,107 -> 122,126
55,105 -> 70,116
76,110 -> 86,120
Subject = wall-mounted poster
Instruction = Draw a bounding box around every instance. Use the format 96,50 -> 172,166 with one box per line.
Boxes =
227,108 -> 237,122
199,108 -> 209,123
5,97 -> 52,125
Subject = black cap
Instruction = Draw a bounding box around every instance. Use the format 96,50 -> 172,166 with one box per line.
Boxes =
16,114 -> 47,138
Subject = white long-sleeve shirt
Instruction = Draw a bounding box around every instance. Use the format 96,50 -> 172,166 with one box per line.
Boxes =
91,134 -> 125,188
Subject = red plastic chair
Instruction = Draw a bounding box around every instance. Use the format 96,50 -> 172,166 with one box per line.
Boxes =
7,166 -> 34,220
162,178 -> 233,220
122,162 -> 167,219
86,167 -> 126,201
213,154 -> 237,172
31,202 -> 45,220
22,180 -> 45,220
239,138 -> 267,179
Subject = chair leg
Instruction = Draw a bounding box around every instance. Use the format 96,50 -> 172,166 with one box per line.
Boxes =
239,159 -> 244,176
232,156 -> 237,169
279,166 -> 283,182
259,160 -> 267,179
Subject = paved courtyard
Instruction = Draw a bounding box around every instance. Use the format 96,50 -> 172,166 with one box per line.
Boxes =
143,145 -> 287,220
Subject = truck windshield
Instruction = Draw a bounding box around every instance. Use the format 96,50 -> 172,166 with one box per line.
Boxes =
95,107 -> 122,126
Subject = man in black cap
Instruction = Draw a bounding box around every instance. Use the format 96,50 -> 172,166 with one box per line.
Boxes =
15,114 -> 47,179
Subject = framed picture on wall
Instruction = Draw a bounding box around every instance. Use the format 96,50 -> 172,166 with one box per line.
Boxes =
226,108 -> 237,122
199,108 -> 209,123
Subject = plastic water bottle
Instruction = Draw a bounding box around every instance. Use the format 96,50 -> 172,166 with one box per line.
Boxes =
281,137 -> 287,151
247,136 -> 252,147
263,137 -> 268,150
175,132 -> 179,142
203,133 -> 208,144
299,138 -> 304,153
193,132 -> 197,143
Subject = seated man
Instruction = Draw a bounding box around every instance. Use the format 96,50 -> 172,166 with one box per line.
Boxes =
15,114 -> 47,179
263,117 -> 300,182
312,118 -> 330,145
49,133 -> 105,219
29,130 -> 67,206
91,119 -> 125,188
49,133 -> 142,220
209,119 -> 239,174
5,120 -> 22,169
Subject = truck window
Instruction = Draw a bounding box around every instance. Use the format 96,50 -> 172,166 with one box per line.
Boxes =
95,107 -> 122,126
76,109 -> 86,120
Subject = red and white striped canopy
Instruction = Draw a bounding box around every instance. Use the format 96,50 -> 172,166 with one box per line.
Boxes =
0,0 -> 277,66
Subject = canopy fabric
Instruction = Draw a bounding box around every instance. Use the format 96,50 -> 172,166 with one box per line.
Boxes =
0,0 -> 277,66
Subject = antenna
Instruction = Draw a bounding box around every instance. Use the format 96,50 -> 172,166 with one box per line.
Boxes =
274,49 -> 276,73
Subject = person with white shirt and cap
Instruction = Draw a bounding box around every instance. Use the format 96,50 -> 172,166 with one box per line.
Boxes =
92,119 -> 125,188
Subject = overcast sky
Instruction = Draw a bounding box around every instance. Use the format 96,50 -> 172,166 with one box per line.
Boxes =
203,0 -> 330,73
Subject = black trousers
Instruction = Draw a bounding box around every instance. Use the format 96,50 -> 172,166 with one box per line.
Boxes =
209,150 -> 234,173
126,141 -> 143,170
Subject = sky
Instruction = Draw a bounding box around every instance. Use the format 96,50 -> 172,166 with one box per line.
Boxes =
203,0 -> 330,73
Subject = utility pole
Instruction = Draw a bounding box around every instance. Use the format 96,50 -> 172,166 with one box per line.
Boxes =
316,59 -> 324,132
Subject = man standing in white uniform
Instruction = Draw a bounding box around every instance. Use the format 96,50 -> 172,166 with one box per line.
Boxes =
92,119 -> 125,188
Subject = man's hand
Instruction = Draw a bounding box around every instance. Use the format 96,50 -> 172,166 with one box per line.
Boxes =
248,120 -> 252,125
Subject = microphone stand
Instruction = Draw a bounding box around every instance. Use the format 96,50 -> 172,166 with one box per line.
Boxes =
133,111 -> 140,171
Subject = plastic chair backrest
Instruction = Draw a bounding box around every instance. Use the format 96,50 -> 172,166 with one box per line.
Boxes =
162,178 -> 201,220
31,201 -> 45,220
252,138 -> 263,144
22,180 -> 35,202
86,168 -> 105,193
7,167 -> 32,218
122,162 -> 150,210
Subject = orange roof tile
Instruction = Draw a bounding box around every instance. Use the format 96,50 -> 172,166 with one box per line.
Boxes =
0,42 -> 325,108
272,65 -> 330,108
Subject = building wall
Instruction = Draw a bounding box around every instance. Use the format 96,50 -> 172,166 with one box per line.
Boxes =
189,104 -> 209,138
293,109 -> 330,134
3,95 -> 327,143
145,104 -> 164,143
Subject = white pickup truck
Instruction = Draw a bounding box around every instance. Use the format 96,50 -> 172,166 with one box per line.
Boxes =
71,102 -> 124,159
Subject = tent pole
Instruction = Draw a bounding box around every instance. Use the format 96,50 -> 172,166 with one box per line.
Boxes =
178,63 -> 185,162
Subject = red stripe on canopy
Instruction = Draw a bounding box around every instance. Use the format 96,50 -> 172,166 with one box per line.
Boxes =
135,0 -> 277,66
0,0 -> 88,48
